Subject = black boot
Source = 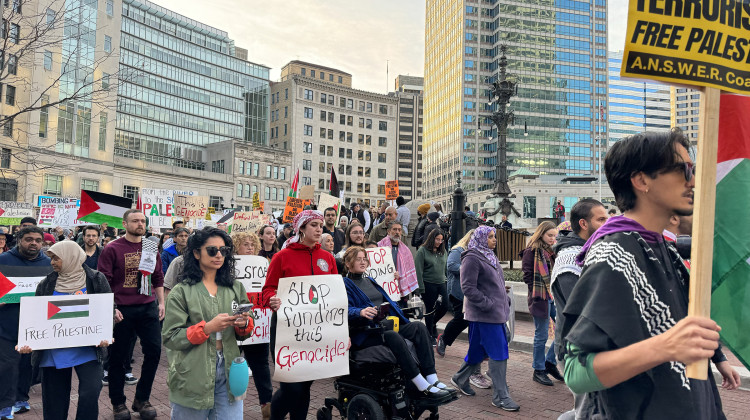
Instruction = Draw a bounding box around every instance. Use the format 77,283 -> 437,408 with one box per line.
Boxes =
545,361 -> 564,381
533,369 -> 553,386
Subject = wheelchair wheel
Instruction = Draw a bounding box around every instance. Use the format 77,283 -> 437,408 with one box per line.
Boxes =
317,407 -> 333,420
347,394 -> 385,420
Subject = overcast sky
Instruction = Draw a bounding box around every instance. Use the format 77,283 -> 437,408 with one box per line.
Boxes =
154,0 -> 630,93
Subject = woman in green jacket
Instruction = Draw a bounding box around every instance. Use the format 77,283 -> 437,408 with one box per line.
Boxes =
415,228 -> 450,342
163,227 -> 252,420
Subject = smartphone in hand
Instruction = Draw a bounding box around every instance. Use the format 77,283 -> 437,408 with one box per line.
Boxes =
233,303 -> 253,315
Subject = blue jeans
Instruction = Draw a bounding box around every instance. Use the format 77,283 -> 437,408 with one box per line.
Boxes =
170,351 -> 243,420
532,301 -> 557,370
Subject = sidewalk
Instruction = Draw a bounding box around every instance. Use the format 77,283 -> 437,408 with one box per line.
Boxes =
437,312 -> 750,390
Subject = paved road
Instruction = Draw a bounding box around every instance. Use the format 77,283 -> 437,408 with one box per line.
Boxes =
20,329 -> 750,419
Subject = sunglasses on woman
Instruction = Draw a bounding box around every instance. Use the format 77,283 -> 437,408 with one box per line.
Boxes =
204,246 -> 232,257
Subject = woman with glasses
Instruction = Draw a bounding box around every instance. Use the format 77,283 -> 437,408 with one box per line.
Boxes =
336,223 -> 366,273
260,210 -> 339,420
163,227 -> 253,419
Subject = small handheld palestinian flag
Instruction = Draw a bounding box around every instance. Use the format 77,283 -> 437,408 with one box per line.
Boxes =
0,265 -> 53,303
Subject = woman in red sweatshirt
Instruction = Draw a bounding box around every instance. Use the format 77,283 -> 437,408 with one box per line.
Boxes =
261,210 -> 338,420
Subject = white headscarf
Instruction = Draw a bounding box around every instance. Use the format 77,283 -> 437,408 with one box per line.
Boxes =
47,241 -> 87,294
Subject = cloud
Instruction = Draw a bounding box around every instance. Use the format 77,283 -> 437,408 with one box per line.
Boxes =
609,0 -> 629,53
151,0 -> 425,93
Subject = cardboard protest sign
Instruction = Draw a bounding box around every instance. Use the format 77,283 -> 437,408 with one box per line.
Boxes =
299,185 -> 315,201
232,211 -> 271,234
0,202 -> 33,225
385,181 -> 399,200
234,256 -> 271,345
174,195 -> 208,219
273,275 -> 349,382
17,293 -> 114,350
317,193 -> 341,220
621,0 -> 750,94
0,265 -> 53,304
282,197 -> 305,224
365,247 -> 400,301
252,192 -> 260,210
38,198 -> 88,228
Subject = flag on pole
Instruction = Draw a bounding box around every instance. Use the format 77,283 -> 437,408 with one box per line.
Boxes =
330,167 -> 340,199
77,190 -> 133,225
289,169 -> 299,198
712,93 -> 750,371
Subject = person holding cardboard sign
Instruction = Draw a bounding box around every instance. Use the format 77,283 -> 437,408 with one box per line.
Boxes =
260,210 -> 339,420
16,241 -> 112,420
163,227 -> 253,419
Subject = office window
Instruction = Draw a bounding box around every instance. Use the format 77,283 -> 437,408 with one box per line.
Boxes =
347,116 -> 353,126
378,153 -> 386,163
379,104 -> 388,114
98,112 -> 107,151
46,8 -> 55,24
285,88 -> 288,100
346,149 -> 352,159
7,54 -> 16,75
347,99 -> 353,109
253,163 -> 259,176
320,127 -> 326,138
358,151 -> 364,161
301,68 -> 306,76
284,106 -> 288,118
358,134 -> 364,144
237,183 -> 243,198
319,145 -> 325,156
284,124 -> 287,135
367,102 -> 373,112
304,107 -> 313,119
320,93 -> 327,104
339,148 -> 345,158
80,179 -> 99,192
340,97 -> 346,108
338,76 -> 343,83
303,125 -> 312,136
302,176 -> 311,186
318,178 -> 325,189
328,112 -> 334,123
320,110 -> 326,121
106,0 -> 114,16
318,161 -> 325,172
273,166 -> 279,179
358,167 -> 363,176
359,118 -> 365,128
1,148 -> 10,168
5,85 -> 15,106
9,23 -> 19,44
359,101 -> 365,112
43,51 -> 52,70
378,137 -> 387,147
211,160 -> 225,174
3,117 -> 12,137
44,175 -> 63,195
320,71 -> 325,80
327,146 -> 333,156
329,74 -> 334,81
310,70 -> 315,78
328,95 -> 334,105
281,167 -> 287,180
339,131 -> 345,141
379,121 -> 387,131
365,152 -> 371,161
239,160 -> 245,175
378,169 -> 386,179
378,185 -> 386,194
366,119 -> 372,129
347,132 -> 352,142
303,160 -> 312,170
339,114 -> 345,125
39,95 -> 49,138
303,142 -> 312,153
304,89 -> 313,100
244,184 -> 250,197
264,187 -> 271,200
102,73 -> 110,90
365,135 -> 371,145
104,35 -> 112,53
266,164 -> 271,178
327,129 -> 333,139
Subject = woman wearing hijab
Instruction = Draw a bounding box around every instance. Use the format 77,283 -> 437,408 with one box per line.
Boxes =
261,210 -> 338,420
521,221 -> 561,386
451,226 -> 519,411
17,241 -> 112,420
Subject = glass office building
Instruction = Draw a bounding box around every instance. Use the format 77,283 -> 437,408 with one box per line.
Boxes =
607,51 -> 671,144
115,0 -> 270,169
424,0 -> 608,208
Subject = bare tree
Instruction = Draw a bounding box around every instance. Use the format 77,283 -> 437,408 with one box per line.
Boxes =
0,0 -> 129,200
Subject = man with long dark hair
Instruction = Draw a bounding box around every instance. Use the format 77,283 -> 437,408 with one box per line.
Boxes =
561,130 -> 737,419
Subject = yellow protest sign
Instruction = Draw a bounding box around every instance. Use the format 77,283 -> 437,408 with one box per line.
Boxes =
252,192 -> 260,210
621,0 -> 750,94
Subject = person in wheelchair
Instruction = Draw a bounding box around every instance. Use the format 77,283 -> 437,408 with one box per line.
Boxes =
342,246 -> 454,401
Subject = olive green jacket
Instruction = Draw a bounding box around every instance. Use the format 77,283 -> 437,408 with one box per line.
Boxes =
162,280 -> 250,410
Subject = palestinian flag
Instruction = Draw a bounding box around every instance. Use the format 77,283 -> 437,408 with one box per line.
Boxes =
47,298 -> 90,320
330,167 -> 340,199
712,93 -> 750,371
289,169 -> 299,198
77,190 -> 133,225
0,265 -> 53,303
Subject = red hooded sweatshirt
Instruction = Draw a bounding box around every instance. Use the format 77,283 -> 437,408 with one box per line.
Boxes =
261,242 -> 338,307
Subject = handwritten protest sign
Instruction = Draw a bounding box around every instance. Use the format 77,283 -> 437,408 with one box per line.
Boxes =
0,202 -> 33,225
621,0 -> 750,94
252,192 -> 260,210
17,293 -> 114,350
38,198 -> 88,228
234,256 -> 271,345
174,195 -> 208,219
299,185 -> 315,201
282,197 -> 305,224
318,193 -> 341,220
273,275 -> 349,382
0,265 -> 53,304
385,181 -> 399,200
140,189 -> 196,229
232,211 -> 271,234
365,247 -> 400,301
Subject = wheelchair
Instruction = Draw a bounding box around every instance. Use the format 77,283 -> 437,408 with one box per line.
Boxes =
316,307 -> 458,420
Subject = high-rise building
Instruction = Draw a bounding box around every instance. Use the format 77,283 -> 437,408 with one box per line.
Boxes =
423,0 -> 609,212
607,51 -> 671,144
392,75 -> 423,201
269,61 -> 398,207
671,88 -> 701,144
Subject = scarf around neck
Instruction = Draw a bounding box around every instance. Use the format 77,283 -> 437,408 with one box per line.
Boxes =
467,225 -> 498,268
531,246 -> 553,302
377,235 -> 418,296
47,241 -> 87,294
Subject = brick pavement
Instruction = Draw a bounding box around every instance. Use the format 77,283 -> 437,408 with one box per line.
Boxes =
18,332 -> 750,419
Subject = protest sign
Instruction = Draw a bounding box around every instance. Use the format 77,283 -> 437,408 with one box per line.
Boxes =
234,256 -> 271,345
273,275 -> 349,382
0,202 -> 33,225
233,211 -> 271,234
317,193 -> 341,220
252,192 -> 260,210
282,197 -> 305,223
299,185 -> 315,201
385,181 -> 399,200
365,247 -> 400,301
17,293 -> 114,350
38,198 -> 88,228
174,195 -> 208,219
0,265 -> 53,304
621,0 -> 750,94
